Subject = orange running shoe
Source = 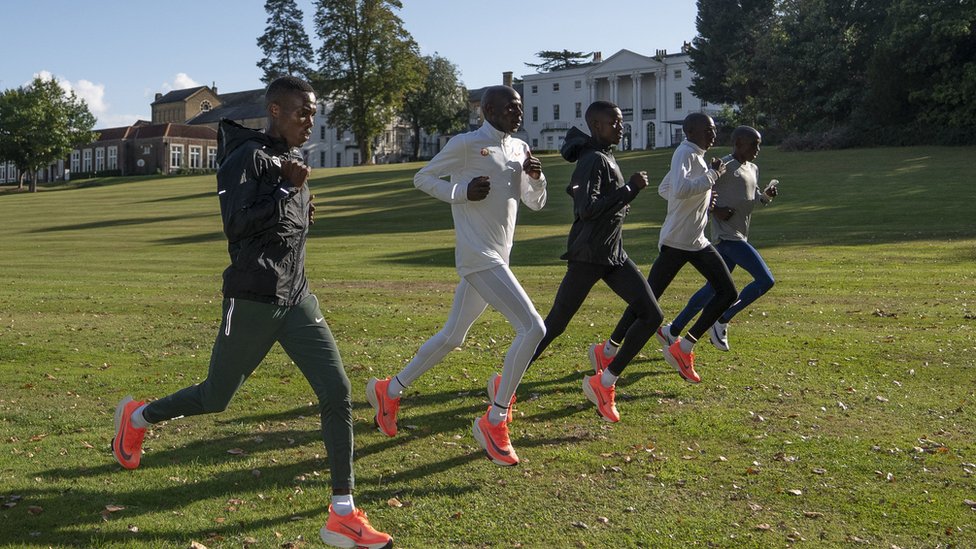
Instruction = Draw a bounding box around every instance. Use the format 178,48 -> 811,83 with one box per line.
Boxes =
665,339 -> 701,383
588,341 -> 614,373
320,505 -> 393,549
366,377 -> 400,437
582,371 -> 620,422
486,372 -> 516,424
112,396 -> 147,469
472,411 -> 519,466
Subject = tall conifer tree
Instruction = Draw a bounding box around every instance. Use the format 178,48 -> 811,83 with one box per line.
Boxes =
256,0 -> 315,84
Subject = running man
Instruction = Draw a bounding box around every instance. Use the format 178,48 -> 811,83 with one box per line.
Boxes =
111,76 -> 392,549
528,101 -> 662,422
667,125 -> 777,351
592,112 -> 737,384
366,85 -> 547,467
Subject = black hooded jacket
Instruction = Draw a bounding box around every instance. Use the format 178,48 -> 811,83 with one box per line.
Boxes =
559,126 -> 643,266
215,119 -> 310,306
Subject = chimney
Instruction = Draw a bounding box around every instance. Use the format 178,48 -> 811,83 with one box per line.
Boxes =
154,92 -> 162,102
212,81 -> 218,95
655,49 -> 667,58
592,51 -> 602,63
502,71 -> 513,87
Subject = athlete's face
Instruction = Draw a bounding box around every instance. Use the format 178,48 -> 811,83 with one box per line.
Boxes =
270,91 -> 316,148
484,89 -> 523,134
592,108 -> 624,146
735,136 -> 761,163
687,116 -> 717,150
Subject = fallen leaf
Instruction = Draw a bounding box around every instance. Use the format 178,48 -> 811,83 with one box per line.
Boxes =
243,537 -> 258,546
128,524 -> 139,532
803,511 -> 824,518
226,448 -> 246,455
81,441 -> 95,449
105,505 -> 125,512
597,516 -> 609,524
964,499 -> 976,509
755,523 -> 771,531
451,511 -> 462,520
787,489 -> 803,496
29,434 -> 47,442
571,521 -> 589,529
748,503 -> 763,512
214,517 -> 225,524
387,498 -> 403,508
745,466 -> 760,475
189,542 -> 209,549
812,467 -> 827,475
27,505 -> 43,515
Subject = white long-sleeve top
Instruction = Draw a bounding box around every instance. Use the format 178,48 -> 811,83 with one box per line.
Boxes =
414,122 -> 547,276
656,139 -> 720,251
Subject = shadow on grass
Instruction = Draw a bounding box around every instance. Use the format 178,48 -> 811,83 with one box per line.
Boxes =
27,212 -> 214,233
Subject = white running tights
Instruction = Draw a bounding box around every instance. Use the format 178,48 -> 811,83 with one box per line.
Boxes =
395,264 -> 545,407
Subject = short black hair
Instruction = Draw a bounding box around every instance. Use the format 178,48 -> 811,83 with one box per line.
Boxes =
731,125 -> 761,144
682,112 -> 711,135
481,85 -> 519,111
585,100 -> 619,130
265,76 -> 314,107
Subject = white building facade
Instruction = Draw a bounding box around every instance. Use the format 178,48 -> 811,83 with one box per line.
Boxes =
521,48 -> 719,152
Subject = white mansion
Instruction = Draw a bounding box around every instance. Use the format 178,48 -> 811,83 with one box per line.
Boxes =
521,47 -> 719,152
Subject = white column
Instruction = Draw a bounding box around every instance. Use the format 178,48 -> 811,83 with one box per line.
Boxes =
610,75 -> 619,105
632,71 -> 642,149
656,69 -> 667,145
587,77 -> 595,104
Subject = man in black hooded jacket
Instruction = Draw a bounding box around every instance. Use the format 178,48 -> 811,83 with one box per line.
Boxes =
111,76 -> 392,549
529,101 -> 663,423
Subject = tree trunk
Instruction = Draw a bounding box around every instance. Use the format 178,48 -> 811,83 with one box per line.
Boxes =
358,137 -> 374,165
29,171 -> 38,193
18,172 -> 25,190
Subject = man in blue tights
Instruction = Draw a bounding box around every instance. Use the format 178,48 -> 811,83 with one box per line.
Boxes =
664,125 -> 778,351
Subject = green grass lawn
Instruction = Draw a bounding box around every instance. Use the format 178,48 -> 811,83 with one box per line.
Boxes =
1,145 -> 974,548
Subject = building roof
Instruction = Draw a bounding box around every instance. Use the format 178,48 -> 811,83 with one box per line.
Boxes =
152,86 -> 209,105
87,121 -> 216,143
188,88 -> 266,125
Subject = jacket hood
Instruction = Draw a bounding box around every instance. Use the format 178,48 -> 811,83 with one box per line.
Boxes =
217,118 -> 276,164
560,126 -> 613,163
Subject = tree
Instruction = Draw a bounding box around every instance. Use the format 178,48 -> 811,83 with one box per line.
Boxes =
313,0 -> 423,165
525,50 -> 592,72
256,0 -> 316,84
0,77 -> 97,193
401,54 -> 468,160
687,0 -> 776,118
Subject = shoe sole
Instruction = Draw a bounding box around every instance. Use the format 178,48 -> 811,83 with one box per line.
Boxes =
664,350 -> 700,384
471,417 -> 518,466
587,344 -> 601,373
320,526 -> 392,549
582,375 -> 619,422
112,396 -> 136,468
709,326 -> 730,352
365,379 -> 396,437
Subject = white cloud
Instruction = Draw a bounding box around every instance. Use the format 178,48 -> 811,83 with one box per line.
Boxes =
32,70 -> 109,118
160,72 -> 200,93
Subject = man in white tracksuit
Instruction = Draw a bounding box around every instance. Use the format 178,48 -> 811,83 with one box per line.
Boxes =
366,85 -> 547,466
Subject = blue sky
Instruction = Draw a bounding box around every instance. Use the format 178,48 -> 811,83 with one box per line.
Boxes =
0,0 -> 698,128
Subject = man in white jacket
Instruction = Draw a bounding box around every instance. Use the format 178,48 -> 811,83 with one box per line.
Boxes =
593,112 -> 736,384
366,86 -> 547,466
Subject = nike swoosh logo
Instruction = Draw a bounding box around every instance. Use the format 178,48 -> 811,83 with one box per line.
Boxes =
341,523 -> 363,537
116,431 -> 133,461
314,317 -> 324,323
482,425 -> 511,456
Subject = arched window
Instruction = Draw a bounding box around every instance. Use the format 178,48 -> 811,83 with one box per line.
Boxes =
200,100 -> 212,112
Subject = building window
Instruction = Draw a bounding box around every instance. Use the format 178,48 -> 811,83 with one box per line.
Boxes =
352,152 -> 360,165
95,148 -> 105,171
207,147 -> 217,169
142,145 -> 151,155
83,149 -> 92,172
0,163 -> 5,183
674,92 -> 682,109
532,106 -> 538,122
574,80 -> 581,89
189,146 -> 202,169
575,102 -> 582,118
320,126 -> 326,139
71,150 -> 80,173
532,139 -> 538,148
170,144 -> 184,169
701,99 -> 708,108
336,152 -> 342,167
674,128 -> 684,143
531,85 -> 538,94
674,70 -> 682,79
107,146 -> 118,170
546,136 -> 553,148
552,83 -> 560,92
200,100 -> 212,112
320,151 -> 326,167
553,104 -> 560,121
